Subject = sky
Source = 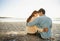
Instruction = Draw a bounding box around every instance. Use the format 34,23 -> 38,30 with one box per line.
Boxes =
0,0 -> 60,20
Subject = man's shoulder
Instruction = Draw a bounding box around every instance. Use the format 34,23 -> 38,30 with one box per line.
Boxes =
46,16 -> 50,19
41,15 -> 52,21
36,16 -> 52,21
46,16 -> 52,22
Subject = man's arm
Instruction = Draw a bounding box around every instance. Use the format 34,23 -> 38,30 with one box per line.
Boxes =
26,18 -> 39,26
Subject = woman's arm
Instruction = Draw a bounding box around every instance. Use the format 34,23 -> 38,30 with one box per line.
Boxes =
37,28 -> 43,32
37,27 -> 48,32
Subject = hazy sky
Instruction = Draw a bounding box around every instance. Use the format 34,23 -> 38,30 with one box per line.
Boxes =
0,0 -> 60,19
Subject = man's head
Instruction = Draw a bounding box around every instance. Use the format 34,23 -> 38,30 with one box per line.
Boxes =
38,8 -> 45,16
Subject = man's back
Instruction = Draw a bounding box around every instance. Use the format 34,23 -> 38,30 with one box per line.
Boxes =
36,15 -> 52,39
27,15 -> 52,39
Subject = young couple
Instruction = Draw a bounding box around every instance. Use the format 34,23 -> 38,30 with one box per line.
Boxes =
26,8 -> 53,41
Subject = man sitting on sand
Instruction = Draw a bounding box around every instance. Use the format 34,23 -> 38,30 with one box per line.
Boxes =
26,8 -> 52,41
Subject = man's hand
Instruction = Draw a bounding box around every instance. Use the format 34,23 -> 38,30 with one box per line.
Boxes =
43,28 -> 48,32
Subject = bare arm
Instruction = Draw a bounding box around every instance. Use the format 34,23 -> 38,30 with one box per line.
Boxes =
37,27 -> 48,32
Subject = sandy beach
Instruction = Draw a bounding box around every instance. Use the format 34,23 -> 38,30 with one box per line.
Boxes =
0,22 -> 60,41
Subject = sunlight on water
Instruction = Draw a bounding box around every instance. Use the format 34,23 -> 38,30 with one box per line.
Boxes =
0,18 -> 26,22
0,18 -> 60,24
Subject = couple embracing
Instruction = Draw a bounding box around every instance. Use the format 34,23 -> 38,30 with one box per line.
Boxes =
26,8 -> 52,41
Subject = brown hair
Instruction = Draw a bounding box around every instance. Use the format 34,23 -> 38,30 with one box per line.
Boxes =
27,10 -> 38,23
38,8 -> 45,14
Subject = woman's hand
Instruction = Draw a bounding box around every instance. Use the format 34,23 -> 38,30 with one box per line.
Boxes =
37,28 -> 48,32
43,28 -> 48,32
37,28 -> 43,32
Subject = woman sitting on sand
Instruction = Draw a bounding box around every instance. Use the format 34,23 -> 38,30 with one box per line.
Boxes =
26,10 -> 43,34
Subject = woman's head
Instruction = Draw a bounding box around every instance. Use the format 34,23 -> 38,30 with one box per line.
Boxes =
31,10 -> 39,17
27,10 -> 39,23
